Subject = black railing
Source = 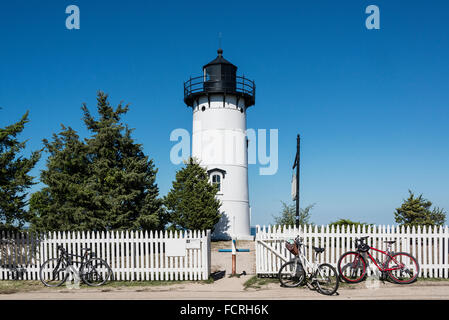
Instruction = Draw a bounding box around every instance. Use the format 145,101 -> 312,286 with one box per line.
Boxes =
184,75 -> 255,106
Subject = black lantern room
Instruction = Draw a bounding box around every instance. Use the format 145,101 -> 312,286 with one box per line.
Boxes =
184,49 -> 255,108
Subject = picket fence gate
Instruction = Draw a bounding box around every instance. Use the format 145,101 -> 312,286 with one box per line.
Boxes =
0,230 -> 211,281
255,224 -> 449,278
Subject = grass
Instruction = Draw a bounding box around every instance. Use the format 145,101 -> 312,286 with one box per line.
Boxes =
0,281 -> 45,294
100,280 -> 184,288
243,276 -> 278,290
0,276 -> 216,294
102,277 -> 215,287
202,276 -> 215,284
228,274 -> 241,278
418,277 -> 449,282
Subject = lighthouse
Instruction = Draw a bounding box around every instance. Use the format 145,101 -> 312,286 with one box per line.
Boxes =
184,49 -> 256,240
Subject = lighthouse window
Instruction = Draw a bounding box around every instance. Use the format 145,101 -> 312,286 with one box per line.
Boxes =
204,68 -> 215,81
212,174 -> 221,192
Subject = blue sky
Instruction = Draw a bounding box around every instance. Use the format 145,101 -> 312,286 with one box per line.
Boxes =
1,1 -> 448,227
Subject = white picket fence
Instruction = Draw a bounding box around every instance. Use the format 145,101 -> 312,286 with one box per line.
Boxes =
256,224 -> 449,278
0,230 -> 211,281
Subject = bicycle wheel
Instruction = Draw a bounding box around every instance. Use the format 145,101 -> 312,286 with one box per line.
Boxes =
81,258 -> 113,286
386,252 -> 419,284
337,251 -> 367,283
39,258 -> 68,287
278,260 -> 305,287
315,263 -> 339,296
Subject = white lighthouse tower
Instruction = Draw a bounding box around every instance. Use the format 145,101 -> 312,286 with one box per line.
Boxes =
184,49 -> 255,240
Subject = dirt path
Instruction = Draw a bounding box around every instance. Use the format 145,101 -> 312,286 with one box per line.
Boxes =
1,241 -> 448,300
1,276 -> 448,300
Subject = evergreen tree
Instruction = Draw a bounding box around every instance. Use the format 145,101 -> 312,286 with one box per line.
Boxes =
82,92 -> 163,230
30,91 -> 164,231
394,190 -> 446,227
0,111 -> 40,231
164,158 -> 221,231
272,201 -> 314,227
29,126 -> 93,231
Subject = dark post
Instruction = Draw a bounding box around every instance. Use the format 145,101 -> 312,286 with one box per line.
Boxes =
292,134 -> 300,228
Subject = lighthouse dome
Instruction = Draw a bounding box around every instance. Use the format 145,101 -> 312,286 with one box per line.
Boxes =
202,49 -> 237,94
184,49 -> 255,108
202,49 -> 237,69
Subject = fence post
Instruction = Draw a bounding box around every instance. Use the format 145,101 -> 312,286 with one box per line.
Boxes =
443,226 -> 449,278
201,230 -> 211,280
255,225 -> 259,274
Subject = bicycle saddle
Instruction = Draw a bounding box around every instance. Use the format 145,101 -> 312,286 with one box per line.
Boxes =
383,240 -> 396,244
313,246 -> 325,254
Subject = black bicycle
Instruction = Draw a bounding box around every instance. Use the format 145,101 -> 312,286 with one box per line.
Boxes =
39,245 -> 113,287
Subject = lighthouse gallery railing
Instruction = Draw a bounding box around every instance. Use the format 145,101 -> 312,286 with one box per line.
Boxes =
184,75 -> 256,100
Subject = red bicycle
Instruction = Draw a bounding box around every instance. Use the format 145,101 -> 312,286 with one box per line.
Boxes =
337,236 -> 420,284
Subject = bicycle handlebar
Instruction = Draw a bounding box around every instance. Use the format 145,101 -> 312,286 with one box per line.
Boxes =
294,236 -> 311,249
57,245 -> 92,256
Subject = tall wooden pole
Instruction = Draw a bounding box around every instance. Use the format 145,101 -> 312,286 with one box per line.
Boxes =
231,239 -> 236,275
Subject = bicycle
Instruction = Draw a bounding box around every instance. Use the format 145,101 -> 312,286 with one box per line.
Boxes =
278,236 -> 339,296
337,236 -> 419,284
39,244 -> 113,287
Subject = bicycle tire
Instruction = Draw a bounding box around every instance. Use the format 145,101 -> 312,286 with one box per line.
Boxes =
337,251 -> 367,283
81,258 -> 113,286
315,263 -> 339,296
278,260 -> 305,287
39,258 -> 68,287
385,252 -> 420,284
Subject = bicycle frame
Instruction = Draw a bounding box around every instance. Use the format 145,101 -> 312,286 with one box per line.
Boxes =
57,247 -> 90,274
363,246 -> 405,272
293,241 -> 325,280
296,251 -> 317,276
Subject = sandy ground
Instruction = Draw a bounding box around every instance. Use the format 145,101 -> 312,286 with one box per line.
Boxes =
0,276 -> 449,300
1,241 -> 448,300
210,240 -> 255,275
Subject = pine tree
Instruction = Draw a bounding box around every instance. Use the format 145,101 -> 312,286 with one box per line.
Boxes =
30,91 -> 164,231
394,190 -> 446,227
164,158 -> 221,231
29,125 -> 93,231
0,111 -> 40,231
82,92 -> 164,230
